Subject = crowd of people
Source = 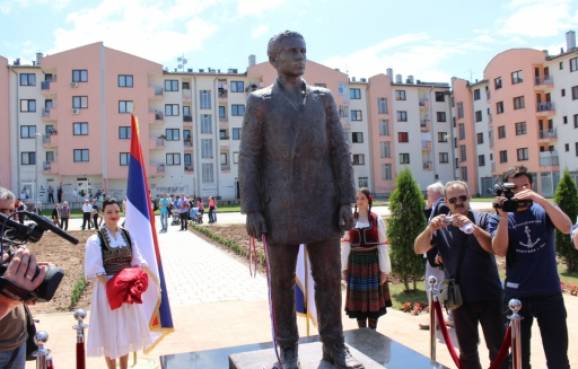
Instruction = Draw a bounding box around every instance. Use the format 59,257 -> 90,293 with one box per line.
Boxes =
157,194 -> 218,233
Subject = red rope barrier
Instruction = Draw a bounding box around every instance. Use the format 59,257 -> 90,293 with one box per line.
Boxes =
487,325 -> 511,369
433,300 -> 462,368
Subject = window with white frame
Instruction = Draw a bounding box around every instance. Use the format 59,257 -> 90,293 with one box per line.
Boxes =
395,90 -> 406,101
232,127 -> 241,140
20,99 -> 36,112
511,70 -> 523,84
200,90 -> 211,109
379,142 -> 391,158
164,80 -> 179,92
379,120 -> 389,136
19,73 -> 36,86
439,152 -> 449,164
165,128 -> 180,141
166,153 -> 181,166
352,154 -> 365,165
231,104 -> 246,116
513,96 -> 525,110
349,88 -> 361,99
20,125 -> 37,138
396,111 -> 407,122
20,152 -> 36,165
382,164 -> 392,180
119,152 -> 129,166
165,104 -> 179,116
352,132 -> 364,143
438,132 -> 448,143
377,98 -> 388,114
202,163 -> 214,183
200,114 -> 212,134
230,81 -> 245,93
201,139 -> 213,158
350,110 -> 363,121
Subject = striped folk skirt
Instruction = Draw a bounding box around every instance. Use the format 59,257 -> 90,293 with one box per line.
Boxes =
345,248 -> 392,319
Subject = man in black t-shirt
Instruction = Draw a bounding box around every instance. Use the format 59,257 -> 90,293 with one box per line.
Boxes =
415,181 -> 505,369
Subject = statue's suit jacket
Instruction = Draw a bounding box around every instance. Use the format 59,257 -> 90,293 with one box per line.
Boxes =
239,80 -> 355,245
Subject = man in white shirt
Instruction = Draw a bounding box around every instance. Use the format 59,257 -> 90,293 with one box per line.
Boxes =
81,199 -> 93,230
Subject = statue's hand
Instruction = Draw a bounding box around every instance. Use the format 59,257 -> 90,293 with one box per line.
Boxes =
246,212 -> 267,239
338,205 -> 354,232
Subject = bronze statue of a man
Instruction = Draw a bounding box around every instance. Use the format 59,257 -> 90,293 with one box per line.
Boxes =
239,31 -> 363,369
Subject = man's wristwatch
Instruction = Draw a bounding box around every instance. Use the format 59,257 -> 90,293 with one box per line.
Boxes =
0,277 -> 32,301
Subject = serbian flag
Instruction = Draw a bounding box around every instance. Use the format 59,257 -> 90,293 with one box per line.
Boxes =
125,114 -> 174,349
295,244 -> 317,334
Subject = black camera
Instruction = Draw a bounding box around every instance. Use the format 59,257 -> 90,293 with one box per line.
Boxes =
0,211 -> 78,302
493,183 -> 532,212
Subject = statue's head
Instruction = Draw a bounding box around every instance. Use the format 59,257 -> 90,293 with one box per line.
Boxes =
267,31 -> 306,78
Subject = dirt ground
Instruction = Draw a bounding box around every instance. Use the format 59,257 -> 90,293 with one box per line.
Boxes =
26,231 -> 94,314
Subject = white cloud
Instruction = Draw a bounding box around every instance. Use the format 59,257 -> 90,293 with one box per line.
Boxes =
0,0 -> 70,13
49,0 -> 220,65
236,0 -> 285,17
499,0 -> 578,38
251,24 -> 269,39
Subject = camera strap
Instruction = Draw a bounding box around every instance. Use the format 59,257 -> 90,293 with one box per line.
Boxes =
0,276 -> 32,301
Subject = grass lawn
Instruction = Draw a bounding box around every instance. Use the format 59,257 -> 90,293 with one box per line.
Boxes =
388,280 -> 427,310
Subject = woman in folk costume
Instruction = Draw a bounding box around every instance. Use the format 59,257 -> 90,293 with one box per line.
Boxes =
84,199 -> 154,369
341,188 -> 392,329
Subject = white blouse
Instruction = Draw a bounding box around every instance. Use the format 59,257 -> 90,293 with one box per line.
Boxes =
341,216 -> 391,274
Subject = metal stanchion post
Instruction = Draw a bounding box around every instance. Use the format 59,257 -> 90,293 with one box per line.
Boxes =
428,276 -> 438,363
35,331 -> 49,369
73,308 -> 87,369
508,299 -> 523,369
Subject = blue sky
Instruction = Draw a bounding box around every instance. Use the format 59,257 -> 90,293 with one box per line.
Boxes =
1,0 -> 578,83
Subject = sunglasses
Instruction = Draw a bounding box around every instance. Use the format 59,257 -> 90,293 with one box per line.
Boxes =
447,195 -> 468,204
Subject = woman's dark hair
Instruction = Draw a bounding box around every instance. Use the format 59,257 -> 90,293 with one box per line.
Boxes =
354,187 -> 372,219
102,198 -> 122,211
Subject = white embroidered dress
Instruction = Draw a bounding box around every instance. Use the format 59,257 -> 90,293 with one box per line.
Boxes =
84,227 -> 155,358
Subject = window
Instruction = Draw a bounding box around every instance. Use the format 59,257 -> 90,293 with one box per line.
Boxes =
72,69 -> 88,83
460,167 -> 468,181
511,70 -> 523,84
183,105 -> 192,120
182,81 -> 190,90
475,110 -> 483,122
119,152 -> 129,166
494,77 -> 502,90
576,142 -> 578,156
201,139 -> 213,158
499,150 -> 508,163
184,153 -> 192,167
399,153 -> 410,164
20,125 -> 37,138
560,61 -> 564,70
73,149 -> 89,162
439,152 -> 449,164
435,91 -> 445,102
165,128 -> 180,141
220,153 -> 229,167
572,85 -> 578,100
562,89 -> 566,97
219,128 -> 228,140
570,57 -> 578,72
563,116 -> 568,124
476,132 -> 484,144
339,105 -> 349,118
20,152 -> 36,165
119,126 -> 130,139
498,125 -> 506,139
377,98 -> 388,114
459,145 -> 467,162
397,132 -> 409,143
20,99 -> 36,112
219,105 -> 227,120
396,111 -> 407,122
478,154 -> 485,166
358,177 -> 368,188
231,104 -> 246,116
118,74 -> 133,88
496,101 -> 504,114
202,163 -> 214,183
232,127 -> 241,140
458,123 -> 465,140
183,129 -> 192,144
73,96 -> 89,109
473,89 -> 481,101
200,114 -> 212,134
73,122 -> 88,136
574,114 -> 578,128
200,90 -> 211,109
350,110 -> 363,121
349,88 -> 361,99
351,132 -> 363,143
19,73 -> 36,86
352,154 -> 365,165
379,120 -> 389,136
164,104 -> 179,116
395,90 -> 406,101
379,142 -> 391,158
515,122 -> 527,135
230,81 -> 245,93
456,102 -> 464,118
438,132 -> 448,143
513,96 -> 525,110
517,148 -> 529,161
233,152 -> 239,164
382,164 -> 392,180
166,153 -> 181,166
437,111 -> 447,122
164,80 -> 179,92
46,151 -> 54,163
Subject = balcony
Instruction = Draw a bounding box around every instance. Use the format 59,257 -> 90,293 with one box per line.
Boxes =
41,81 -> 51,90
41,108 -> 55,120
182,90 -> 192,101
42,134 -> 56,148
539,152 -> 559,167
418,99 -> 429,107
536,102 -> 555,114
151,163 -> 166,175
218,88 -> 228,99
184,164 -> 193,173
43,161 -> 52,172
150,137 -> 165,149
154,87 -> 164,96
538,129 -> 557,140
154,111 -> 164,121
534,76 -> 554,87
183,115 -> 192,122
422,161 -> 433,170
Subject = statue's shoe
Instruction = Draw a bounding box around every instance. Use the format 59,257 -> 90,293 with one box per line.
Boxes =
277,346 -> 300,369
322,344 -> 364,369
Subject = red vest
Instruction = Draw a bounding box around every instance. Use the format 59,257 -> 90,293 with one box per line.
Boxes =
348,212 -> 379,247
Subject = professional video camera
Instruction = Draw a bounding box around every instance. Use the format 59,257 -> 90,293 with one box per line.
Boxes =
493,183 -> 533,212
0,210 -> 78,302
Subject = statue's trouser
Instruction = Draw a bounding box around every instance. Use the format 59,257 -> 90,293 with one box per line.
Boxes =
267,237 -> 344,350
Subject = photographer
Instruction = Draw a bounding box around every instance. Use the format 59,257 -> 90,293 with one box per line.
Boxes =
0,187 -> 46,369
414,181 -> 505,369
489,166 -> 572,369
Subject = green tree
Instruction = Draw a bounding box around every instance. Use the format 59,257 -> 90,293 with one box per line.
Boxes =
554,169 -> 578,272
387,169 -> 427,291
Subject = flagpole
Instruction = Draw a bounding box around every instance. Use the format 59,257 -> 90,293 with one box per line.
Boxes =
304,247 -> 310,337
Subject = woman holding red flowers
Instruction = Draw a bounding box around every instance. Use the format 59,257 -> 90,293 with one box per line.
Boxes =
84,199 -> 154,369
341,188 -> 392,330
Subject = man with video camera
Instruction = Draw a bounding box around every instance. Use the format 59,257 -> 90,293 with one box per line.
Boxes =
489,166 -> 572,369
0,187 -> 46,369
